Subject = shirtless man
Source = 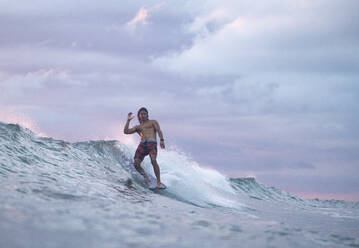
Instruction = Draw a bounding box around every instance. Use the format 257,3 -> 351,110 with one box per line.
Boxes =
124,107 -> 165,188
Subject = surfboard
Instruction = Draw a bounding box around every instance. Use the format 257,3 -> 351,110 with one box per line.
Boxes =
145,174 -> 167,190
149,183 -> 167,190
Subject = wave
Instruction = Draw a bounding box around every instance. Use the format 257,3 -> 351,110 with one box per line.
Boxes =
0,121 -> 238,209
0,121 -> 357,211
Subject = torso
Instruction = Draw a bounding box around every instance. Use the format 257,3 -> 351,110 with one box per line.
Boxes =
138,120 -> 156,141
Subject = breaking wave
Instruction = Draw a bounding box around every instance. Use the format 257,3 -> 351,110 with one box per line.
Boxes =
0,121 -> 357,211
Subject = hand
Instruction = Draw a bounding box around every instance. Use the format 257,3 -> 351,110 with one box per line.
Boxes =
127,112 -> 134,121
160,140 -> 165,149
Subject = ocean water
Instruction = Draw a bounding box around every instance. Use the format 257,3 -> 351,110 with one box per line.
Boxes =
0,121 -> 358,248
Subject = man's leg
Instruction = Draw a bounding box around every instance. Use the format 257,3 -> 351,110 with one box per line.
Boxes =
134,158 -> 149,183
149,154 -> 161,187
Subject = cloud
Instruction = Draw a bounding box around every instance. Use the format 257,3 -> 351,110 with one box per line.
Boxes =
288,161 -> 315,170
127,7 -> 150,27
0,68 -> 86,103
196,80 -> 278,110
186,7 -> 233,36
0,106 -> 46,136
1,2 -> 190,68
1,0 -> 358,200
126,3 -> 165,30
153,0 -> 359,76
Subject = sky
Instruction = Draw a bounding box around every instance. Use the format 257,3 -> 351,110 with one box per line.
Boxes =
1,0 -> 358,201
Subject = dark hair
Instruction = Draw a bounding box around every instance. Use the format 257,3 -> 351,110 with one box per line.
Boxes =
137,107 -> 148,123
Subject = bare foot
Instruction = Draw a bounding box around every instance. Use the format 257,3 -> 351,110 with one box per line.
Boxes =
156,182 -> 163,189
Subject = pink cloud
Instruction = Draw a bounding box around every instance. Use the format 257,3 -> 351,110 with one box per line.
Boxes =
0,107 -> 47,137
126,3 -> 165,29
126,7 -> 149,27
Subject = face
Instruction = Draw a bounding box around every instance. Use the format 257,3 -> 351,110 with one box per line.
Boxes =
139,110 -> 148,122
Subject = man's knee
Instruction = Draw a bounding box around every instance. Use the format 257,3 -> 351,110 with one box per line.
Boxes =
134,159 -> 142,168
150,156 -> 157,164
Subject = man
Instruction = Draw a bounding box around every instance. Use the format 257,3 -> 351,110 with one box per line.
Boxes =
124,107 -> 165,189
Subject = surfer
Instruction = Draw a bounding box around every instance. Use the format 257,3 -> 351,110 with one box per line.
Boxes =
124,107 -> 165,189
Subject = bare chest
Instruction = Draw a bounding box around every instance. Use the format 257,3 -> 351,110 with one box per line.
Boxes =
139,121 -> 155,132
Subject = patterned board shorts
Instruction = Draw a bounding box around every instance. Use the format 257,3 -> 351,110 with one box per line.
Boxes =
134,141 -> 157,162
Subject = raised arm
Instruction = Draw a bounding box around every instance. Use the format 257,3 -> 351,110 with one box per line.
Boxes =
153,120 -> 165,149
124,112 -> 138,134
